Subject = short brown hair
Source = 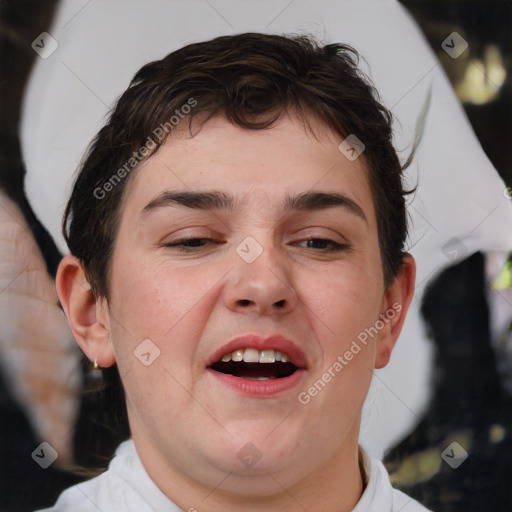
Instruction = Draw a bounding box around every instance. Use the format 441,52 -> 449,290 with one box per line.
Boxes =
63,32 -> 409,297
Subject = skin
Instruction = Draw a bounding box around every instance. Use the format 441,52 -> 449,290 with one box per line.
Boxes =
57,112 -> 415,512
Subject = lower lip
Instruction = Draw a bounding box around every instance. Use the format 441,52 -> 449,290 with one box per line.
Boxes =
206,368 -> 306,397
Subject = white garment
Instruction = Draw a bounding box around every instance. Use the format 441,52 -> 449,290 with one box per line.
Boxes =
36,439 -> 432,512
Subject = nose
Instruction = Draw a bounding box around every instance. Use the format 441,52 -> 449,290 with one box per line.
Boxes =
223,238 -> 298,316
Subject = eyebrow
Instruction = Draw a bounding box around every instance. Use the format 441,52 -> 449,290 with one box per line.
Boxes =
140,190 -> 367,223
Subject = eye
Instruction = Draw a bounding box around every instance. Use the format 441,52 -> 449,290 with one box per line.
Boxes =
295,238 -> 350,252
164,237 -> 223,251
163,237 -> 349,253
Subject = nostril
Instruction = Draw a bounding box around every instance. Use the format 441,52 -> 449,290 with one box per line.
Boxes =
274,300 -> 286,308
239,299 -> 253,307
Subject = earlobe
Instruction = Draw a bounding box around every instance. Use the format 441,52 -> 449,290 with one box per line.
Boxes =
374,254 -> 416,369
55,254 -> 116,368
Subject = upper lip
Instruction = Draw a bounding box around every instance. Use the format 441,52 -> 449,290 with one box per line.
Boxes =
206,334 -> 308,369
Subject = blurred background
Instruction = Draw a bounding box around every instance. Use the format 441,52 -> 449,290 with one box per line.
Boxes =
384,2 -> 512,510
0,0 -> 511,510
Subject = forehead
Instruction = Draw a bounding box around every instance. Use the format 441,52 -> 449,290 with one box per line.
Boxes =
120,112 -> 376,224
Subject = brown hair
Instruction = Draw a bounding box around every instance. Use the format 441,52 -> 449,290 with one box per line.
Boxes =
63,32 -> 409,298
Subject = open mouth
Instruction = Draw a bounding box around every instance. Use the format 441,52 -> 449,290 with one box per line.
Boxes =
209,348 -> 299,380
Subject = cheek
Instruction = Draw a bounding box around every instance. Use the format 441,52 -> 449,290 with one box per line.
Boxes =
108,255 -> 222,381
111,254 -> 212,335
296,255 -> 383,415
302,256 -> 383,343
107,260 -> 214,425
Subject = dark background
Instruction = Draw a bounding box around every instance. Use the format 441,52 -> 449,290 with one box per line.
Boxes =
0,1 -> 511,510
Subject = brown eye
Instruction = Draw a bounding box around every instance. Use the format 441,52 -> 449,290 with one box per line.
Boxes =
297,238 -> 350,252
164,238 -> 220,251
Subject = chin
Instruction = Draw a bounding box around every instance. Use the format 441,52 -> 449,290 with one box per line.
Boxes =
206,433 -> 304,480
207,455 -> 306,498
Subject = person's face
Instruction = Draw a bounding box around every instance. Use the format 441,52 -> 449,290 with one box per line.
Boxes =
87,113 -> 412,494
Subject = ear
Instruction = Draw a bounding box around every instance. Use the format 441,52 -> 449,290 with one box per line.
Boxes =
55,254 -> 116,368
374,254 -> 416,369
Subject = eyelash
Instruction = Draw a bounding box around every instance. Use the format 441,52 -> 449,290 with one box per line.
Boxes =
164,237 -> 350,252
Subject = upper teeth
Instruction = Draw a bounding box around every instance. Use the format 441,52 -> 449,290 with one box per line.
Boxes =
220,348 -> 290,364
